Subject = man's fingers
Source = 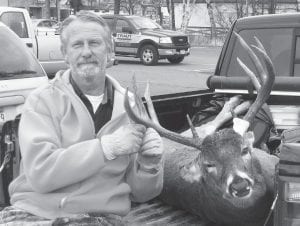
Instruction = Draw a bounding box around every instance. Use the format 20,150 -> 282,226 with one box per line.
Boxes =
140,146 -> 163,156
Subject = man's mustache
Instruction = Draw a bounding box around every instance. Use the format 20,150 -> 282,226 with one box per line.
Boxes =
78,60 -> 98,65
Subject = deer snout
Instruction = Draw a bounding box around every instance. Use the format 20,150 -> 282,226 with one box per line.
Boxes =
226,171 -> 254,198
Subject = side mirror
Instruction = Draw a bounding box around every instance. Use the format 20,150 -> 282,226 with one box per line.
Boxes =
122,26 -> 133,34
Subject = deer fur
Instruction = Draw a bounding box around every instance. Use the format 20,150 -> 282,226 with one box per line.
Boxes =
159,129 -> 278,226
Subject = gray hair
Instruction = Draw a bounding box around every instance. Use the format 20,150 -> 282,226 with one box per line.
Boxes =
60,11 -> 113,53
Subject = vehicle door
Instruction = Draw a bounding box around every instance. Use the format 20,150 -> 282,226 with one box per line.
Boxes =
0,11 -> 37,55
114,18 -> 140,54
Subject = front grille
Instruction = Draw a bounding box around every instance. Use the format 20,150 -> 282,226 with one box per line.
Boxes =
172,36 -> 188,46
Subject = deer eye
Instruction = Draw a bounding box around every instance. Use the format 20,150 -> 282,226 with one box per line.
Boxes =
241,147 -> 249,155
204,162 -> 217,174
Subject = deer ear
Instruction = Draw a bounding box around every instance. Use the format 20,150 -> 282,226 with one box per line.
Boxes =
180,161 -> 202,183
243,131 -> 255,147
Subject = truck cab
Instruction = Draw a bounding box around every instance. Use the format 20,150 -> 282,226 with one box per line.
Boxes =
102,14 -> 190,65
0,7 -> 67,78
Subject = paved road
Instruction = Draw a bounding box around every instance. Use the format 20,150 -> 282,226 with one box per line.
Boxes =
107,46 -> 222,96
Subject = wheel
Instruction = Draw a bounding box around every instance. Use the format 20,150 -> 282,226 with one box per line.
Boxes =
140,45 -> 159,65
167,56 -> 185,64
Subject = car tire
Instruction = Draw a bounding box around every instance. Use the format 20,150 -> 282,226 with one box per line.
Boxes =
167,56 -> 185,64
140,45 -> 159,66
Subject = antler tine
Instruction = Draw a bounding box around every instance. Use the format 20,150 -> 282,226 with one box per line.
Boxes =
186,114 -> 200,140
124,84 -> 201,149
237,35 -> 275,124
237,57 -> 261,90
234,32 -> 264,84
131,75 -> 148,119
144,81 -> 159,125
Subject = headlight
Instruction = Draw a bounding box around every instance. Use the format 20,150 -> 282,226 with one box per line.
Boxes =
159,37 -> 172,44
285,182 -> 300,202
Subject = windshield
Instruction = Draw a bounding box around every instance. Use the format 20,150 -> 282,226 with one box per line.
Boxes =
0,27 -> 45,80
129,17 -> 162,30
224,28 -> 293,77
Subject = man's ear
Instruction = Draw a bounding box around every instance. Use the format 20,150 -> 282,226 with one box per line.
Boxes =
243,131 -> 255,148
180,161 -> 202,183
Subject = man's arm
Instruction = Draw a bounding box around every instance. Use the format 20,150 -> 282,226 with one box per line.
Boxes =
19,101 -> 107,193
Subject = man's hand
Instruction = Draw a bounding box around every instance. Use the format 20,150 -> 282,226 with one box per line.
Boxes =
137,128 -> 163,171
101,124 -> 146,160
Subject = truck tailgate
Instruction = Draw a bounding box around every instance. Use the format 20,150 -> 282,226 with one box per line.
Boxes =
124,199 -> 207,225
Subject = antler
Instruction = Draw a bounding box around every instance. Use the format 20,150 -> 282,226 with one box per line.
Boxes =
235,33 -> 276,125
124,79 -> 201,149
124,35 -> 275,148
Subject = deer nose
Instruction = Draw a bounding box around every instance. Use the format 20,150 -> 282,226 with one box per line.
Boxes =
229,176 -> 251,198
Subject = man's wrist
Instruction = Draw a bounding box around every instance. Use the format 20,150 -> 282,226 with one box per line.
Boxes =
101,136 -> 116,160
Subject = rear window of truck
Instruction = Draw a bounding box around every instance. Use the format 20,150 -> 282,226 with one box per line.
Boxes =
225,28 -> 294,77
0,27 -> 45,80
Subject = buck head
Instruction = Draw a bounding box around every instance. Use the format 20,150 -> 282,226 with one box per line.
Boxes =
180,129 -> 269,209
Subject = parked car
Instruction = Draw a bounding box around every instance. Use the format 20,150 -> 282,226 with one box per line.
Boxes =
0,7 -> 66,78
0,21 -> 49,204
31,18 -> 57,36
101,14 -> 190,65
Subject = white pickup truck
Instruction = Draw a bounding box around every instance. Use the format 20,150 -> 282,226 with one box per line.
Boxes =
0,7 -> 67,78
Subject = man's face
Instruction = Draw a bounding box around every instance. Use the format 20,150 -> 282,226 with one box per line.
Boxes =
62,20 -> 108,82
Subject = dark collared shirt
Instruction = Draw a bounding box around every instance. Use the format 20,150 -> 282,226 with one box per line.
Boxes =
70,75 -> 114,133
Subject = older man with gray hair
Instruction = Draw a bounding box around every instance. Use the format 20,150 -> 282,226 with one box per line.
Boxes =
0,11 -> 164,225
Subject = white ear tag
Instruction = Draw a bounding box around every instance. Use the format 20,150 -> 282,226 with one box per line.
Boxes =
233,118 -> 250,136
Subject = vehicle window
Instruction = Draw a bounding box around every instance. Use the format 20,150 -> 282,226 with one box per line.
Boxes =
50,21 -> 57,27
116,19 -> 130,33
294,36 -> 300,76
129,17 -> 161,30
226,28 -> 293,77
104,18 -> 114,31
0,12 -> 29,38
0,28 -> 45,79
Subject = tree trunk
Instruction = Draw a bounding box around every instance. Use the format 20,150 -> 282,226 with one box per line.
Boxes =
45,0 -> 51,19
158,6 -> 163,26
268,0 -> 276,14
56,0 -> 61,22
206,0 -> 217,45
245,0 -> 249,16
261,0 -> 265,14
180,0 -> 196,32
171,0 -> 175,30
114,0 -> 121,14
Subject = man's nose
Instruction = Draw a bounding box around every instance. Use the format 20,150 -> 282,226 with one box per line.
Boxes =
81,42 -> 92,57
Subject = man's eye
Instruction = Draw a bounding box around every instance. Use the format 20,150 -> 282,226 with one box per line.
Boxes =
72,43 -> 82,48
89,41 -> 101,46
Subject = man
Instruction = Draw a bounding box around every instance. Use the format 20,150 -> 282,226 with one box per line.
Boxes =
0,11 -> 164,224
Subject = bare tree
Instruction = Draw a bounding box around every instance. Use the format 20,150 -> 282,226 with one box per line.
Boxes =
205,0 -> 217,44
214,5 -> 236,30
268,0 -> 276,14
114,0 -> 121,14
56,0 -> 61,21
45,0 -> 51,19
180,0 -> 196,32
167,0 -> 175,30
120,0 -> 143,14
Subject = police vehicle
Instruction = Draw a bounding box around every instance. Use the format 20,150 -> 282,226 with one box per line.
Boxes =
102,15 -> 190,65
